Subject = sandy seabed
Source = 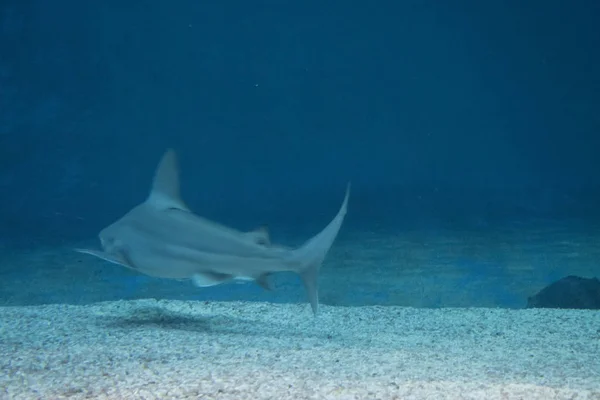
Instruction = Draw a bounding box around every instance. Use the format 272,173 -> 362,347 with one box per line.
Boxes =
1,299 -> 599,400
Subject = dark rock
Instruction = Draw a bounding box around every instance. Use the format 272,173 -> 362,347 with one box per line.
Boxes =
527,275 -> 600,309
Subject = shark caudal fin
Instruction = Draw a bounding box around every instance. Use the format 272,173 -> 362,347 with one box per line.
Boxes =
291,184 -> 350,315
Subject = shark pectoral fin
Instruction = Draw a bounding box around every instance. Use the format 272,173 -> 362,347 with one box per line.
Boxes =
191,272 -> 233,287
74,248 -> 136,270
245,225 -> 271,246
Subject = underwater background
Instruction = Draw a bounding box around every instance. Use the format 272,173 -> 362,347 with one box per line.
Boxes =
1,0 -> 599,310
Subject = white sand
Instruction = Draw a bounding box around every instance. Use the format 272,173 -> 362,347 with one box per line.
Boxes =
1,299 -> 599,399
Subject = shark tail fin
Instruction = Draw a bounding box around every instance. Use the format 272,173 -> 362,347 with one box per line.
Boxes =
291,184 -> 350,315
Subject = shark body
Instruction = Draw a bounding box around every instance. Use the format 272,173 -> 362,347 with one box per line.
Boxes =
76,149 -> 349,314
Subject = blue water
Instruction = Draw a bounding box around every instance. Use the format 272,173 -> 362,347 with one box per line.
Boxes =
1,1 -> 599,311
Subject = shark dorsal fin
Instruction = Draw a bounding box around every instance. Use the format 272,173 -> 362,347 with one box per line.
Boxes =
147,149 -> 190,211
245,225 -> 271,246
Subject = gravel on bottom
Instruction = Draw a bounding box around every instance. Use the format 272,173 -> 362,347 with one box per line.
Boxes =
1,299 -> 599,399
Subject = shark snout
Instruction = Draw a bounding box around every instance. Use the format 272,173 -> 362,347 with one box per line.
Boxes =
99,236 -> 116,252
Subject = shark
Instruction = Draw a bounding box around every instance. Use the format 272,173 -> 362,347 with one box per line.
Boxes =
75,149 -> 350,315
